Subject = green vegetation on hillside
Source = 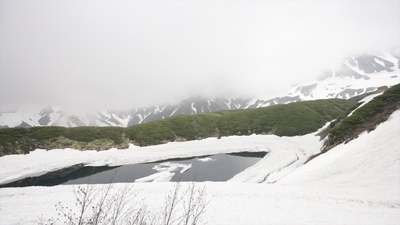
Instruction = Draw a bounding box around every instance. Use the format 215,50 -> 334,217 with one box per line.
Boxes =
327,83 -> 400,147
307,83 -> 400,163
0,98 -> 358,156
123,98 -> 357,146
0,126 -> 128,156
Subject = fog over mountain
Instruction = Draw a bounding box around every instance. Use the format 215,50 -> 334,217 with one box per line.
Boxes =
1,50 -> 398,128
1,0 -> 399,112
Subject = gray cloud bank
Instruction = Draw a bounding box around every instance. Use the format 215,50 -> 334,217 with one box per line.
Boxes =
1,0 -> 399,111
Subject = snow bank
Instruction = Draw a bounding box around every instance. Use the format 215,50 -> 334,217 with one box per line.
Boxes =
0,130 -> 323,185
1,110 -> 399,224
348,92 -> 383,116
279,110 -> 400,189
1,181 -> 399,225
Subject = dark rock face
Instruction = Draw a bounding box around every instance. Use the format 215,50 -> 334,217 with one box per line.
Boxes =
297,84 -> 317,97
38,114 -> 51,126
354,54 -> 395,74
16,121 -> 31,128
335,64 -> 369,80
127,97 -> 249,126
336,89 -> 365,99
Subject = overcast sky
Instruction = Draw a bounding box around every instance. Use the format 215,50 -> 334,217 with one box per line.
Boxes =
1,0 -> 399,111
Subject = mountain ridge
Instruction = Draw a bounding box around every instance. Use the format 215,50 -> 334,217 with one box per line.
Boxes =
0,98 -> 358,156
0,51 -> 399,128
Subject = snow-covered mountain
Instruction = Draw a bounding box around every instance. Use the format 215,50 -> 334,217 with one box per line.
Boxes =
246,52 -> 400,108
0,97 -> 249,128
1,51 -> 399,128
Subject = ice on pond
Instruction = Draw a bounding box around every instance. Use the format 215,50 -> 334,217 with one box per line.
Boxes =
197,157 -> 216,162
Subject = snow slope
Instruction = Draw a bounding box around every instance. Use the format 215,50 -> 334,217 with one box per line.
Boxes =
278,110 -> 400,188
246,52 -> 400,108
0,111 -> 399,224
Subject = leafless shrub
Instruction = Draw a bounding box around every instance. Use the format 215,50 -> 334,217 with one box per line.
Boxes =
162,182 -> 210,225
37,181 -> 210,225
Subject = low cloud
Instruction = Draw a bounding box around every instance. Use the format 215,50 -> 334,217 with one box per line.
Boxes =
1,0 -> 399,111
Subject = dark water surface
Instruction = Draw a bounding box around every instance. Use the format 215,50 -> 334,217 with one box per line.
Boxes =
0,152 -> 266,187
64,152 -> 266,185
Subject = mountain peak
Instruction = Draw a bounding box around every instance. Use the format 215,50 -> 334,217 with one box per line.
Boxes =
1,51 -> 399,128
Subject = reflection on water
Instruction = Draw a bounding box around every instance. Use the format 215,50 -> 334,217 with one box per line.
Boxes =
64,152 -> 267,184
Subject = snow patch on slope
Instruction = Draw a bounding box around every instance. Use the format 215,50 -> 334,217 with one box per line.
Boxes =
1,110 -> 400,224
279,110 -> 400,188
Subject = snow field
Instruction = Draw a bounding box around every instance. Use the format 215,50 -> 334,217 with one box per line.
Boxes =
0,129 -> 323,185
1,182 -> 399,225
0,110 -> 399,224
